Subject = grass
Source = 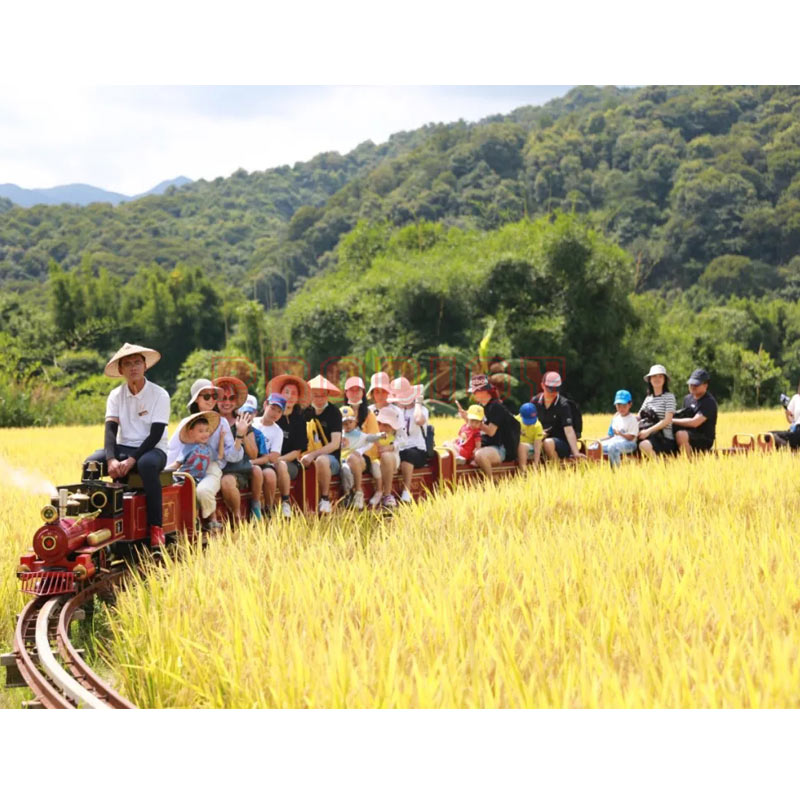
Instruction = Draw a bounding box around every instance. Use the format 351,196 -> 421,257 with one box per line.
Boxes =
1,410 -> 797,707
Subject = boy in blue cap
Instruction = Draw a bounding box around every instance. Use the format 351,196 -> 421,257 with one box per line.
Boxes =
515,402 -> 545,468
593,390 -> 638,467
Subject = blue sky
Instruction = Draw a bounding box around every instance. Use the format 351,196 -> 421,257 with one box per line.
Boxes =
0,86 -> 574,196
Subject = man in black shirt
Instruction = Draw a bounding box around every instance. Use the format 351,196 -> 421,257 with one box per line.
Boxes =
300,374 -> 342,514
672,368 -> 718,454
532,371 -> 584,462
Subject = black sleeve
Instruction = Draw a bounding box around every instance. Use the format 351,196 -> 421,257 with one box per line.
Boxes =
130,422 -> 167,461
485,401 -> 505,427
104,420 -> 119,462
327,404 -> 342,434
559,397 -> 574,429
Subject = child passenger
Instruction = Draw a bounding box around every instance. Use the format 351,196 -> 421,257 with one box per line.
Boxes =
339,406 -> 382,504
166,411 -> 222,530
252,393 -> 289,516
515,402 -> 545,468
373,405 -> 405,509
596,390 -> 639,467
444,404 -> 484,464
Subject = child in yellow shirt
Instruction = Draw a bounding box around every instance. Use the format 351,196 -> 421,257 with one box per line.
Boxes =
516,402 -> 544,467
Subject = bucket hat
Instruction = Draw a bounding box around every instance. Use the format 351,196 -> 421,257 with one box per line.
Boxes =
643,364 -> 670,382
187,378 -> 220,409
367,372 -> 392,397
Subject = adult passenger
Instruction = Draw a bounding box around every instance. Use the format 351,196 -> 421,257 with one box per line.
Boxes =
532,371 -> 584,461
301,374 -> 342,514
267,373 -> 311,519
637,364 -> 677,458
672,368 -> 718,455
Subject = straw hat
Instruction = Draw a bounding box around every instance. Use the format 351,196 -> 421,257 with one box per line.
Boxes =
177,411 -> 220,444
104,342 -> 161,378
308,374 -> 341,394
212,376 -> 248,409
187,379 -> 220,409
367,372 -> 391,397
389,377 -> 423,405
267,374 -> 311,407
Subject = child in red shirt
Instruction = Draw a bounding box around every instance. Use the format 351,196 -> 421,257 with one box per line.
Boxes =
445,404 -> 484,463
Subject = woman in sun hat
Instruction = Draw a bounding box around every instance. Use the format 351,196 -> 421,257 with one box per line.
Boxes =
214,376 -> 262,521
267,374 -> 311,518
388,376 -> 429,503
342,375 -> 380,510
83,342 -> 171,548
166,378 -> 244,531
300,374 -> 343,514
460,373 -> 520,479
637,364 -> 677,458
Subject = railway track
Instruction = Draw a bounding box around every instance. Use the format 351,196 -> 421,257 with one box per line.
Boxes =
4,570 -> 135,709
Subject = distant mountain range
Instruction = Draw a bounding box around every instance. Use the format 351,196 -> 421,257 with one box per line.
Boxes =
0,176 -> 192,208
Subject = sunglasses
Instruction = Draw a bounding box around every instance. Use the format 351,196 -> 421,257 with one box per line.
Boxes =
218,395 -> 236,402
199,393 -> 217,401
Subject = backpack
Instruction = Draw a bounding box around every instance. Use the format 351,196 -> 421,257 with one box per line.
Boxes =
533,393 -> 582,439
425,424 -> 436,460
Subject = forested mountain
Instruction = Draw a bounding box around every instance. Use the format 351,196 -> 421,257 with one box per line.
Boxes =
2,85 -> 800,425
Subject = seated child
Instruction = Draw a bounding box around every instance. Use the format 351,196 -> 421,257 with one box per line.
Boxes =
237,398 -> 267,520
443,404 -> 483,464
593,389 -> 638,467
515,402 -> 545,468
167,411 -> 221,530
372,405 -> 406,509
252,393 -> 289,515
340,406 -> 382,499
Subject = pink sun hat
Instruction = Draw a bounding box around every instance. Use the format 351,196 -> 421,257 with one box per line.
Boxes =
367,372 -> 392,397
388,377 -> 423,405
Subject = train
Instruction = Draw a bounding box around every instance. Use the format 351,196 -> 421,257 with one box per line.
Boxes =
16,431 -> 779,598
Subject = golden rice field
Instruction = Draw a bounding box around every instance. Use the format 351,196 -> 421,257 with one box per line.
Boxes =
2,410 -> 800,708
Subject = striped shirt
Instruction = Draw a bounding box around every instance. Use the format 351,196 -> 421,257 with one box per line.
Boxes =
638,392 -> 676,439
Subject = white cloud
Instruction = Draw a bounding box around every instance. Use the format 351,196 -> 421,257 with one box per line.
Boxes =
0,86 -> 571,196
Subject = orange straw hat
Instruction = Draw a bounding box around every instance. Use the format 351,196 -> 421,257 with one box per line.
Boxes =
104,342 -> 161,377
212,376 -> 248,408
176,411 -> 221,444
308,374 -> 342,394
267,374 -> 311,407
388,377 -> 423,405
367,372 -> 391,397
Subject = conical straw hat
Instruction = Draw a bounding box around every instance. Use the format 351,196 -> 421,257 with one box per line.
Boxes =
308,374 -> 341,394
104,342 -> 161,377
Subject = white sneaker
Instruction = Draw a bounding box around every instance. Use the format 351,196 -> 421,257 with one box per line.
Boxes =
281,500 -> 292,519
399,489 -> 412,503
353,490 -> 364,510
369,492 -> 383,508
318,499 -> 332,514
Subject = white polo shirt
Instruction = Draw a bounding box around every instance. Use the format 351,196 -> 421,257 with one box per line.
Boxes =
106,378 -> 171,454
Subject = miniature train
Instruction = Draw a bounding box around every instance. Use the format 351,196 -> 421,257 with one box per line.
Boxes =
16,431 -> 779,598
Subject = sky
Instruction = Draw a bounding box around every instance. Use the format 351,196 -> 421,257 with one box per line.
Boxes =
0,86 -> 575,196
